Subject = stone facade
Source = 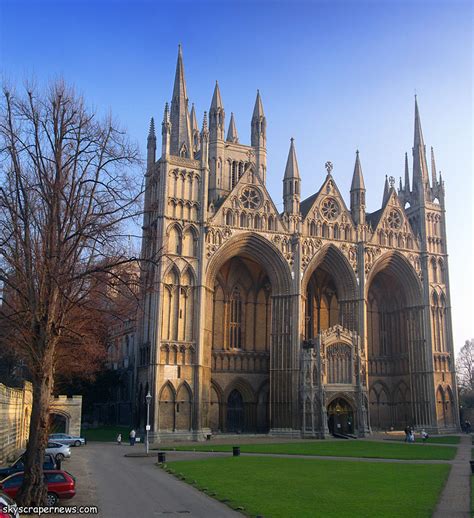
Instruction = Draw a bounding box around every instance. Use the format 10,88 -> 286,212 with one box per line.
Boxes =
135,46 -> 459,441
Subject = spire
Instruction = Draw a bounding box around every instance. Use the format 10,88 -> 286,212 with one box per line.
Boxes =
161,103 -> 171,156
382,175 -> 390,205
201,111 -> 208,134
350,150 -> 365,190
283,138 -> 300,216
412,96 -> 429,191
210,81 -> 223,111
252,89 -> 265,120
147,117 -> 156,167
284,138 -> 300,179
226,112 -> 239,143
350,150 -> 366,226
170,45 -> 193,158
404,152 -> 410,191
190,104 -> 198,133
209,81 -> 225,141
431,146 -> 438,186
414,95 -> 425,148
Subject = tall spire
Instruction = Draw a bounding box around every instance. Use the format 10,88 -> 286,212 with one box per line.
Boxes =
147,117 -> 156,167
351,150 -> 365,190
251,90 -> 267,182
412,96 -> 429,192
170,44 -> 193,158
161,103 -> 171,156
404,152 -> 410,192
190,103 -> 200,153
382,175 -> 390,205
252,89 -> 265,120
431,146 -> 438,187
226,112 -> 239,143
284,138 -> 300,179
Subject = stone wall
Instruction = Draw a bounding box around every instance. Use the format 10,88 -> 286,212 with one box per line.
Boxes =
0,381 -> 32,463
0,383 -> 82,464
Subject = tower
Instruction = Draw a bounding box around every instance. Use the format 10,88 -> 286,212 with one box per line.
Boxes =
208,82 -> 226,202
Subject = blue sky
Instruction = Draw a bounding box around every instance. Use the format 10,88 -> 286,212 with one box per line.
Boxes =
1,0 -> 472,352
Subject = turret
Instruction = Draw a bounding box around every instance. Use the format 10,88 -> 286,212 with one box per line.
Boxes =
209,81 -> 225,141
350,150 -> 366,225
161,103 -> 171,157
283,138 -> 301,215
226,112 -> 239,143
170,45 -> 193,158
251,90 -> 267,183
147,117 -> 156,168
190,104 -> 200,154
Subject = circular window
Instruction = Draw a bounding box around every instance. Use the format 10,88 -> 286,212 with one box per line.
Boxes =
321,197 -> 340,221
239,187 -> 262,210
387,209 -> 402,229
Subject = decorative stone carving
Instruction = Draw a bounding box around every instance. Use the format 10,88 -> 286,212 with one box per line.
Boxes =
301,238 -> 323,269
364,246 -> 382,274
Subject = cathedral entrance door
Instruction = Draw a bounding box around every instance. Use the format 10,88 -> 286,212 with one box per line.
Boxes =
227,390 -> 244,432
327,398 -> 354,435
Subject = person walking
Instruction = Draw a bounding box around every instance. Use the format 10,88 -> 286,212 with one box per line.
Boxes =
129,429 -> 136,446
421,429 -> 428,444
117,433 -> 122,445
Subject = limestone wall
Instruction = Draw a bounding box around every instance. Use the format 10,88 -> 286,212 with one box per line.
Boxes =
0,381 -> 32,463
0,383 -> 82,464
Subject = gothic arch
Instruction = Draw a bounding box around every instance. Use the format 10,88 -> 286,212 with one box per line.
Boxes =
182,225 -> 199,257
206,232 -> 292,295
224,377 -> 256,404
166,222 -> 183,255
302,244 -> 358,301
366,251 -> 422,306
158,381 -> 176,431
176,381 -> 193,431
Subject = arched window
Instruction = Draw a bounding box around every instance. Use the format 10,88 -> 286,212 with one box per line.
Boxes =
229,287 -> 242,349
310,221 -> 316,236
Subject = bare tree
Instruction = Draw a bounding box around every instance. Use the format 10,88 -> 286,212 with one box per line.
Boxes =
456,339 -> 474,393
0,81 -> 142,505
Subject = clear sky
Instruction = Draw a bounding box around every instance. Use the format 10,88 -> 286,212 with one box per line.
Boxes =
1,0 -> 472,352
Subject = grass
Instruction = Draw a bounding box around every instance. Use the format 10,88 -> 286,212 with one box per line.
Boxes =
82,425 -> 129,442
165,456 -> 450,518
385,435 -> 461,445
161,440 -> 457,460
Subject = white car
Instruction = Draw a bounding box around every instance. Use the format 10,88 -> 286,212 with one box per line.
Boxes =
46,441 -> 71,461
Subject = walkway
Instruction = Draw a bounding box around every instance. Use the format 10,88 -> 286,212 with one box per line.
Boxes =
432,434 -> 471,518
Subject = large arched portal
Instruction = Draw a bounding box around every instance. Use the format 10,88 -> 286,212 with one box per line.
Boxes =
204,233 -> 295,432
366,252 -> 428,429
303,245 -> 358,338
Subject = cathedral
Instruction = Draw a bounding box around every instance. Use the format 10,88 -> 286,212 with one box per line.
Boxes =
135,46 -> 459,441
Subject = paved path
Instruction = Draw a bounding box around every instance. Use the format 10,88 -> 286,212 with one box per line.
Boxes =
63,442 -> 241,518
433,434 -> 471,518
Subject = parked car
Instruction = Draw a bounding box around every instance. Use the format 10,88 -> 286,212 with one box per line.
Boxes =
0,470 -> 75,506
48,433 -> 85,447
0,454 -> 56,480
46,442 -> 71,461
0,490 -> 19,518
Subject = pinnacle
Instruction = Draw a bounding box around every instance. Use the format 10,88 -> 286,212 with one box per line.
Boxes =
284,138 -> 300,179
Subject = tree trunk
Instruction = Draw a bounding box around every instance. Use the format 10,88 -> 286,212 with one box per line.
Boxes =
15,348 -> 55,506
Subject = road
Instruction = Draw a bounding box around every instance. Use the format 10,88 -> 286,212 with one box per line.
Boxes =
62,442 -> 241,518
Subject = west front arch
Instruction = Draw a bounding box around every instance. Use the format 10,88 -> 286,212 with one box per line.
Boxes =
203,232 -> 297,432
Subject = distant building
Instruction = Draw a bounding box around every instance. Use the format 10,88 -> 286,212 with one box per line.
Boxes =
135,46 -> 459,440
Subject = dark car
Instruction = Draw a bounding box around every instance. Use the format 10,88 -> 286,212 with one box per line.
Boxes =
0,470 -> 75,506
0,454 -> 56,480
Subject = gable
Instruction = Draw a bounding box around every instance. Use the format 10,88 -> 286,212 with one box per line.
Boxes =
301,174 -> 355,236
368,188 -> 419,250
209,164 -> 288,232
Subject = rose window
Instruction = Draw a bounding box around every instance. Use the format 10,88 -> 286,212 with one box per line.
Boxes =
239,187 -> 261,209
387,209 -> 402,229
321,197 -> 340,221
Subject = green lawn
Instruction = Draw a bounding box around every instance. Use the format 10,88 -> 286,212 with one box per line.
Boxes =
161,440 -> 457,460
82,425 -> 129,442
165,456 -> 450,518
385,435 -> 460,445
